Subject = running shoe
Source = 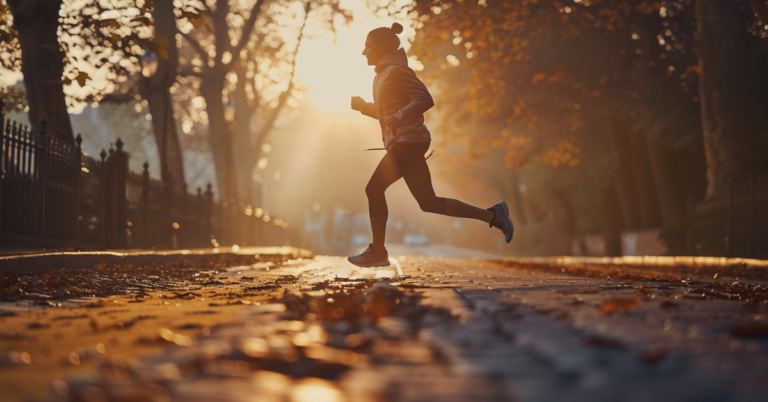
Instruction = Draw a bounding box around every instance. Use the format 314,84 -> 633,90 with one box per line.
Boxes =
488,201 -> 514,243
348,244 -> 390,267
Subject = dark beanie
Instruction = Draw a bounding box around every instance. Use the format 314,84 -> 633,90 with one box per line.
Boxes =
368,22 -> 403,52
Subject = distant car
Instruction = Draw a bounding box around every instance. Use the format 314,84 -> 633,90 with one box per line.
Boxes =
403,233 -> 429,246
351,233 -> 369,246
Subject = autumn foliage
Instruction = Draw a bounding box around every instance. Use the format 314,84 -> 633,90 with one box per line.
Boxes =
407,0 -> 695,168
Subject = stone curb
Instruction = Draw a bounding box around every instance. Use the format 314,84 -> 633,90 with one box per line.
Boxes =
0,246 -> 313,275
502,255 -> 768,269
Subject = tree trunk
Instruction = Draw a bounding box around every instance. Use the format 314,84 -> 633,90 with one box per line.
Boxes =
232,67 -> 260,205
201,76 -> 238,200
608,118 -> 641,229
629,129 -> 664,228
696,0 -> 768,197
8,0 -> 74,143
139,0 -> 185,187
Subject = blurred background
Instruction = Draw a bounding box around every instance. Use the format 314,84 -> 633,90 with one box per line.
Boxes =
2,0 -> 767,259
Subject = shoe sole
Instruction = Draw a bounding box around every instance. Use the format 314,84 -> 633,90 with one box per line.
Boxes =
499,201 -> 514,243
347,258 -> 391,268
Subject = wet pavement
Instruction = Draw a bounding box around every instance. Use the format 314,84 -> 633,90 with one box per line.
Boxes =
2,254 -> 768,401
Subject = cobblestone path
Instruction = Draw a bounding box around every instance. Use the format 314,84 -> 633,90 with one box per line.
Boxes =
3,255 -> 768,402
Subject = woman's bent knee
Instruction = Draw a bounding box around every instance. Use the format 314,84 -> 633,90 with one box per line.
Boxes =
365,183 -> 384,199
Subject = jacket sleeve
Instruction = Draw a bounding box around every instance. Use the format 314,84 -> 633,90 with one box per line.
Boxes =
359,102 -> 378,119
391,66 -> 435,121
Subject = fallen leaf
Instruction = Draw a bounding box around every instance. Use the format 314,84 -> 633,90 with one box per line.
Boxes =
642,344 -> 667,364
599,297 -> 639,315
557,288 -> 600,295
52,314 -> 88,321
584,335 -> 625,349
659,300 -> 678,308
730,323 -> 768,338
161,292 -> 201,300
89,315 -> 101,332
86,299 -> 118,308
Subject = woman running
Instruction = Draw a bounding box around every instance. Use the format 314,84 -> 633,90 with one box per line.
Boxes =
348,22 -> 514,267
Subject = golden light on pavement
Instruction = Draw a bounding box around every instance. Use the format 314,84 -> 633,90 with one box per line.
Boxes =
290,378 -> 343,402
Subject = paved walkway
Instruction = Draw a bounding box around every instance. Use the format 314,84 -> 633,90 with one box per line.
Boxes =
3,255 -> 768,401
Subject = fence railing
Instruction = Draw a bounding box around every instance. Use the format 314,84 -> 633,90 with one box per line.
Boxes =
687,173 -> 768,259
1,109 -> 296,250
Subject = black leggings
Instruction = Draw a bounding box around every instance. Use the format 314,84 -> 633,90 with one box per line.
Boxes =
366,142 -> 445,217
365,142 -> 492,242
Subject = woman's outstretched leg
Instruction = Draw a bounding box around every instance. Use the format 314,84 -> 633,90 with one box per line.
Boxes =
348,152 -> 402,267
396,143 -> 514,242
443,199 -> 494,223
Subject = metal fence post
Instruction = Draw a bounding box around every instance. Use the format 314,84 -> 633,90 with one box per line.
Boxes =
197,187 -> 203,247
142,162 -> 150,248
726,180 -> 734,258
180,182 -> 188,247
747,172 -> 754,257
205,183 -> 214,243
0,99 -> 5,230
686,196 -> 693,255
164,172 -> 175,249
38,118 -> 48,238
75,134 -> 83,242
100,149 -> 108,248
113,138 -> 129,248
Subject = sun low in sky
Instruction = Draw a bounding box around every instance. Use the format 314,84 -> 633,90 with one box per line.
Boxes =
294,1 -> 415,111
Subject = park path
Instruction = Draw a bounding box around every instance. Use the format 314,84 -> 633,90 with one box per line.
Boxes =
2,254 -> 768,401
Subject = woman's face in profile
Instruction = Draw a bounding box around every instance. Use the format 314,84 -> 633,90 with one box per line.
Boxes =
362,35 -> 386,66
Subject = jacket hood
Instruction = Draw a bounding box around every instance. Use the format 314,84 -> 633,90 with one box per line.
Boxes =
375,48 -> 408,74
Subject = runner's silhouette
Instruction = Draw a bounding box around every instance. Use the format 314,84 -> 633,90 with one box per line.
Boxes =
348,23 -> 514,267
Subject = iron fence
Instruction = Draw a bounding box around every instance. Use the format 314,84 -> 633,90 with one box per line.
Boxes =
1,108 -> 297,250
687,173 -> 768,258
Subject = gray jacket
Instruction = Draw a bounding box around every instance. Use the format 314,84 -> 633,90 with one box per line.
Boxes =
358,48 -> 434,149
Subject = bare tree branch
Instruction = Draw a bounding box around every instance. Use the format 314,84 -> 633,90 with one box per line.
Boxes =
212,0 -> 231,61
255,2 -> 312,140
178,66 -> 203,77
200,0 -> 214,15
180,31 -> 209,64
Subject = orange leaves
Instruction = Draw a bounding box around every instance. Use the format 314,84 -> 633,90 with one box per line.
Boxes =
74,71 -> 90,87
63,71 -> 91,88
599,297 -> 640,315
140,38 -> 170,60
131,16 -> 152,27
94,19 -> 120,29
180,10 -> 213,33
635,1 -> 661,14
547,70 -> 567,83
686,65 -> 701,74
536,136 -> 581,167
409,0 -> 637,171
